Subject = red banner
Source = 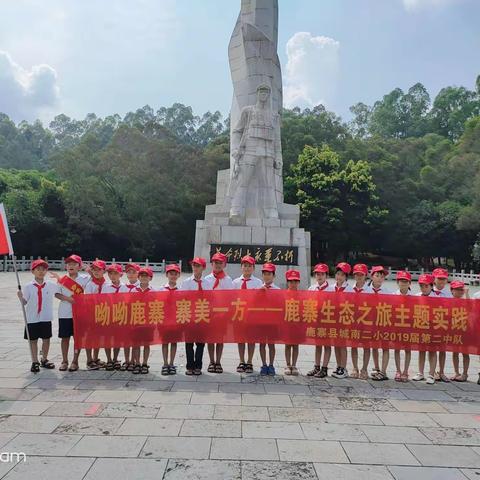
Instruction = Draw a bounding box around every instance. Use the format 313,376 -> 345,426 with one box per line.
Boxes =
72,290 -> 480,354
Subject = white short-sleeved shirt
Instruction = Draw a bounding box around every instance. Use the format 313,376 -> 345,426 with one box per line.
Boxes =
233,275 -> 263,290
204,272 -> 234,290
394,289 -> 413,296
262,283 -> 280,290
371,285 -> 393,295
158,284 -> 178,291
433,286 -> 453,298
325,281 -> 354,293
84,279 -> 106,295
57,273 -> 90,318
308,281 -> 329,291
22,280 -> 58,324
416,291 -> 436,297
103,282 -> 129,294
352,284 -> 374,294
179,275 -> 214,291
133,285 -> 157,293
124,281 -> 140,292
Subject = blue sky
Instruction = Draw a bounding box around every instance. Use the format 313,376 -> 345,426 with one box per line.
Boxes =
0,0 -> 478,124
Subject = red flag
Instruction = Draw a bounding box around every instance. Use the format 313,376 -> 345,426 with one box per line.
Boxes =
0,204 -> 13,256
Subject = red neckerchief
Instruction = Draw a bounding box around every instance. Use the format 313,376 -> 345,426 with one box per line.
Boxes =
373,287 -> 381,294
135,286 -> 150,293
434,290 -> 442,296
34,282 -> 46,313
335,285 -> 346,292
194,278 -> 203,291
212,270 -> 226,290
317,281 -> 328,291
126,283 -> 136,291
241,277 -> 251,289
91,277 -> 106,293
165,285 -> 177,291
111,283 -> 121,293
354,285 -> 364,293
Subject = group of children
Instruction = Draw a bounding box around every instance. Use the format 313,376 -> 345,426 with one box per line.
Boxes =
18,254 -> 480,385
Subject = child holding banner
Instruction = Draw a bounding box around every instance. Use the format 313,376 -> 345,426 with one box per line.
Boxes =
180,257 -> 213,376
369,266 -> 392,381
17,259 -> 57,373
307,263 -> 331,378
259,263 -> 280,375
53,254 -> 90,372
450,281 -> 470,382
233,255 -> 263,374
284,270 -> 301,376
393,271 -> 413,382
205,253 -> 234,374
103,264 -> 129,370
350,264 -> 373,380
131,267 -> 155,374
84,260 -> 107,370
326,263 -> 353,379
159,264 -> 181,375
413,273 -> 437,384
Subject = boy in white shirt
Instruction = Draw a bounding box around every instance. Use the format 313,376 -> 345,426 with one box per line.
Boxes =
17,259 -> 57,373
259,263 -> 280,375
205,253 -> 234,374
53,254 -> 90,372
159,264 -> 181,375
180,257 -> 213,375
233,255 -> 263,374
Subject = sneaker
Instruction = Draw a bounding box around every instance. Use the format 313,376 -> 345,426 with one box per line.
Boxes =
412,372 -> 425,381
267,365 -> 276,376
477,373 -> 480,386
426,375 -> 435,385
331,367 -> 347,379
260,365 -> 269,376
315,366 -> 328,378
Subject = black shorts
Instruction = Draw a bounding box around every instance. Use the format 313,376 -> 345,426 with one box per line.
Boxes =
58,318 -> 74,338
24,321 -> 52,341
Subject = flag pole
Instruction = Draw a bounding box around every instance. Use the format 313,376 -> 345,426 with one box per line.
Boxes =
12,254 -> 36,364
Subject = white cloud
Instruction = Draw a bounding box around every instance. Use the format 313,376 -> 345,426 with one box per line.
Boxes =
284,32 -> 340,109
402,0 -> 458,11
0,51 -> 59,122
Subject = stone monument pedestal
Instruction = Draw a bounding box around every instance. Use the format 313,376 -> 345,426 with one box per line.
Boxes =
194,168 -> 311,288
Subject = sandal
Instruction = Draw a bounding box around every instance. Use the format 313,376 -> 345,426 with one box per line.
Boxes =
94,359 -> 106,369
161,365 -> 170,376
59,361 -> 69,372
168,365 -> 177,375
30,362 -> 40,373
456,374 -> 468,382
371,371 -> 386,381
120,362 -> 128,372
291,366 -> 299,376
438,373 -> 450,383
40,359 -> 55,369
359,369 -> 369,380
193,369 -> 202,376
244,363 -> 254,374
114,361 -> 121,370
185,369 -> 194,376
450,373 -> 462,382
141,364 -> 149,375
307,365 -> 320,377
284,366 -> 292,375
401,373 -> 409,382
68,362 -> 79,372
105,362 -> 115,371
394,371 -> 402,382
350,369 -> 359,379
127,363 -> 135,372
236,363 -> 246,373
132,364 -> 141,375
215,364 -> 223,374
207,363 -> 216,373
314,366 -> 328,378
87,361 -> 99,371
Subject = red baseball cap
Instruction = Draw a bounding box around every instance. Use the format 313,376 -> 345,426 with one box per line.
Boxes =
65,254 -> 82,266
125,263 -> 141,273
371,265 -> 388,276
166,264 -> 181,274
336,262 -> 351,275
418,273 -> 435,285
91,260 -> 107,271
31,259 -> 48,271
353,264 -> 368,276
190,257 -> 207,268
450,280 -> 465,290
211,253 -> 227,263
262,263 -> 276,273
107,264 -> 123,274
138,267 -> 153,278
433,268 -> 449,279
396,271 -> 412,282
313,263 -> 329,274
241,255 -> 255,265
286,269 -> 301,281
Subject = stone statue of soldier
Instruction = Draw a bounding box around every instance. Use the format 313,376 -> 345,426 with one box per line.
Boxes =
228,83 -> 283,222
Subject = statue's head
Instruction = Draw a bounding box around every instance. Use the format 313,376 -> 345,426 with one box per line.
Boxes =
257,83 -> 271,102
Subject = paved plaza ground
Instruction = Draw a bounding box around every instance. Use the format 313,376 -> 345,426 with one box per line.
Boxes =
1,272 -> 480,479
